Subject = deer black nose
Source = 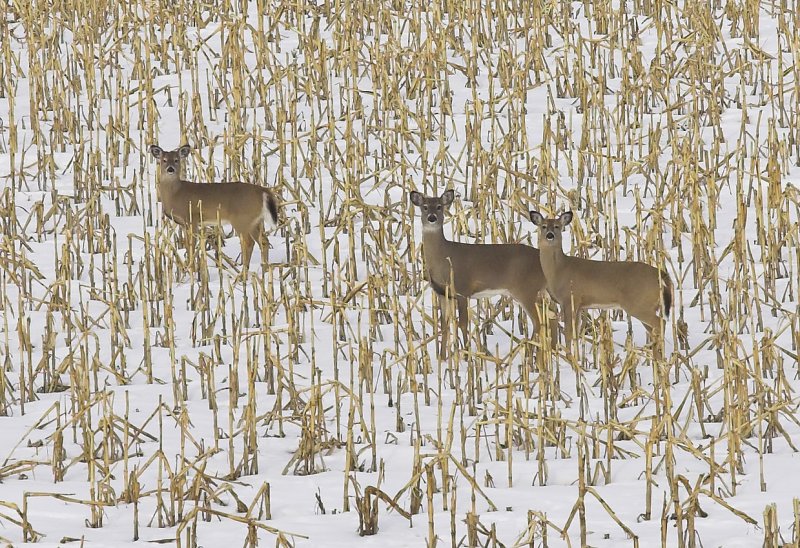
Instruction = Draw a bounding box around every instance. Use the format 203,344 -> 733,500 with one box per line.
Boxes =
546,232 -> 555,240
427,214 -> 437,223
166,166 -> 175,174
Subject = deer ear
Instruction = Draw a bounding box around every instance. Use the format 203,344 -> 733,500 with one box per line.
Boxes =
178,145 -> 191,158
559,211 -> 574,226
529,211 -> 544,226
410,191 -> 424,207
441,189 -> 455,206
149,145 -> 163,158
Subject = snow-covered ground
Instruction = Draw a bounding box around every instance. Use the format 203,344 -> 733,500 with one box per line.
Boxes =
1,1 -> 799,546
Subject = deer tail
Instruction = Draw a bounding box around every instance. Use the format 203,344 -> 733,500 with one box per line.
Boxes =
660,269 -> 673,318
262,188 -> 279,226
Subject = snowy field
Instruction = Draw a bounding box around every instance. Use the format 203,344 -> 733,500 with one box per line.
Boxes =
1,0 -> 800,546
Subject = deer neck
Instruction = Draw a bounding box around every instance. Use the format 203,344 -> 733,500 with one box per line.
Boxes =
157,173 -> 183,197
538,241 -> 568,284
420,224 -> 449,256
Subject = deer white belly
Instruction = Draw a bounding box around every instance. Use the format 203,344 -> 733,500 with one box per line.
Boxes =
472,289 -> 512,299
592,303 -> 619,310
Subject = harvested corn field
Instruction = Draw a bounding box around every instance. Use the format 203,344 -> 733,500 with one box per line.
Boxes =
1,0 -> 799,546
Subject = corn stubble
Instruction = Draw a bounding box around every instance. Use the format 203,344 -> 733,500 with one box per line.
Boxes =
1,0 -> 799,546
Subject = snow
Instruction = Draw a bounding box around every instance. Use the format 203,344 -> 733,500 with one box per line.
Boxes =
1,1 -> 799,547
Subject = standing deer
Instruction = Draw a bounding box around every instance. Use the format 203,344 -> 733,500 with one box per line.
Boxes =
528,210 -> 672,350
149,144 -> 279,268
410,190 -> 550,359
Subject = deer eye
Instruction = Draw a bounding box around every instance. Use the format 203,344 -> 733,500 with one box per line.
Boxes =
436,205 -> 442,210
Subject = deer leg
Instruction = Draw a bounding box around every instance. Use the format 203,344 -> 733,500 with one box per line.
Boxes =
561,303 -> 576,352
627,305 -> 660,340
184,221 -> 201,264
521,299 -> 542,342
574,307 -> 585,349
521,295 -> 559,349
249,225 -> 267,267
239,230 -> 255,270
436,293 -> 449,360
519,295 -> 541,333
546,301 -> 560,348
456,295 -> 469,352
633,309 -> 665,359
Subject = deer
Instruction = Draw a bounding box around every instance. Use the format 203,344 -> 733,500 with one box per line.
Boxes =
149,144 -> 279,269
410,190 -> 551,359
528,210 -> 673,352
